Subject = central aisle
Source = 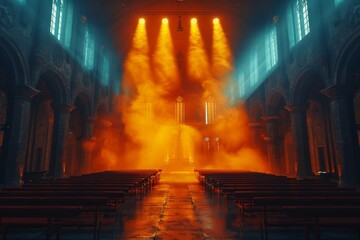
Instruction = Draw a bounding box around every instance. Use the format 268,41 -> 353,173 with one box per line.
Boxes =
115,171 -> 242,239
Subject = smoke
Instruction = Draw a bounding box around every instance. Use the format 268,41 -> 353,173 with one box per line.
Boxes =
87,18 -> 266,173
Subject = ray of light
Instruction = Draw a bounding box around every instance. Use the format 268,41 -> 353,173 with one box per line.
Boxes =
212,17 -> 233,78
153,16 -> 180,97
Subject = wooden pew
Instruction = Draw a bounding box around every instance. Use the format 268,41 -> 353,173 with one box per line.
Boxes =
0,169 -> 162,239
253,196 -> 360,240
195,170 -> 360,240
0,196 -> 113,240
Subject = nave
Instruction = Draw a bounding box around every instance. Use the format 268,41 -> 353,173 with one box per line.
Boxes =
1,170 -> 359,240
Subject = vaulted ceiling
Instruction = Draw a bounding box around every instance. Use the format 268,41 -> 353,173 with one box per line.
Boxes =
81,0 -> 287,58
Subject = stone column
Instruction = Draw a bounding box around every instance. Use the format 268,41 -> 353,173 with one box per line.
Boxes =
249,121 -> 267,166
262,116 -> 281,174
284,105 -> 313,178
82,116 -> 96,172
49,104 -> 75,179
83,116 -> 95,138
322,85 -> 358,187
1,85 -> 39,186
249,122 -> 263,145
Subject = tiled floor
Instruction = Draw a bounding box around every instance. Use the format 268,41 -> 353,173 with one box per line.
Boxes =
4,171 -> 360,239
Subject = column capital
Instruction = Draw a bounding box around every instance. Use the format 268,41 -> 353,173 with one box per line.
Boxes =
284,104 -> 306,113
248,122 -> 263,128
53,104 -> 76,113
84,116 -> 96,122
321,85 -> 349,101
263,135 -> 275,142
261,115 -> 279,122
10,85 -> 40,100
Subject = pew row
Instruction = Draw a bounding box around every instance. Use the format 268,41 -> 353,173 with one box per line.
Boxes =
195,169 -> 360,240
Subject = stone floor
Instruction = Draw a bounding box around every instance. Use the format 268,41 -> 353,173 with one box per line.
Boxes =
4,171 -> 360,239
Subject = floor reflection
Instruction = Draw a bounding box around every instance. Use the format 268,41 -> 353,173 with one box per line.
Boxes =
114,171 -> 243,239
5,171 -> 358,239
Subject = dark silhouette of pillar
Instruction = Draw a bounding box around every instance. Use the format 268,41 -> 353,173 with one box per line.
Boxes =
49,104 -> 74,179
285,105 -> 313,178
262,116 -> 281,174
82,116 -> 95,172
1,85 -> 39,186
322,85 -> 358,187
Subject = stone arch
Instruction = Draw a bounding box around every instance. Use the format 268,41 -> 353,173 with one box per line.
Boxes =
266,89 -> 288,115
0,31 -> 31,184
72,90 -> 93,116
26,70 -> 69,175
292,68 -> 335,176
96,102 -> 109,116
333,26 -> 360,86
291,67 -> 325,105
66,91 -> 94,175
265,90 -> 294,175
248,99 -> 264,122
35,69 -> 68,104
332,27 -> 360,186
247,99 -> 267,167
0,29 -> 28,86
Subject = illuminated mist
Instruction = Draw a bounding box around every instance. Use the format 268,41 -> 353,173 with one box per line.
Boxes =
91,17 -> 266,173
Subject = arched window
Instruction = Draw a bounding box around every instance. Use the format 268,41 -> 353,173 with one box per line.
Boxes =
49,0 -> 72,46
238,70 -> 245,98
102,57 -> 109,86
205,96 -> 216,125
250,48 -> 259,86
50,0 -> 64,40
334,0 -> 343,6
265,26 -> 278,71
287,0 -> 310,48
84,29 -> 95,69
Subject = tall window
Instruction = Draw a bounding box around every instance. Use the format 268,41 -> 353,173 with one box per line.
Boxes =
265,26 -> 278,71
238,71 -> 245,98
50,0 -> 64,41
334,0 -> 343,6
64,1 -> 73,48
84,29 -> 95,69
176,97 -> 185,125
287,0 -> 310,48
205,96 -> 216,125
102,57 -> 109,86
250,49 -> 258,86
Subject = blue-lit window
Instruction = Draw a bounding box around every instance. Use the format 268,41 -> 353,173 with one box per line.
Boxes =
50,0 -> 64,41
102,57 -> 109,86
334,0 -> 343,6
63,1 -> 73,48
238,71 -> 245,98
84,29 -> 95,69
113,78 -> 120,94
250,49 -> 258,86
287,0 -> 310,48
265,26 -> 278,71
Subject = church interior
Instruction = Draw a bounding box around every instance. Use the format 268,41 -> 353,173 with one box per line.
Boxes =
0,0 -> 360,239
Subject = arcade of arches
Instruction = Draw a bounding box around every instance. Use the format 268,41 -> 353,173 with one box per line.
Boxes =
0,0 -> 359,190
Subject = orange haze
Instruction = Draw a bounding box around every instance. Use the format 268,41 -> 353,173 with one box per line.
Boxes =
88,17 -> 267,173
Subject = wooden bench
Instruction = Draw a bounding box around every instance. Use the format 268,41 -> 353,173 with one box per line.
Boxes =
0,169 -> 162,239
